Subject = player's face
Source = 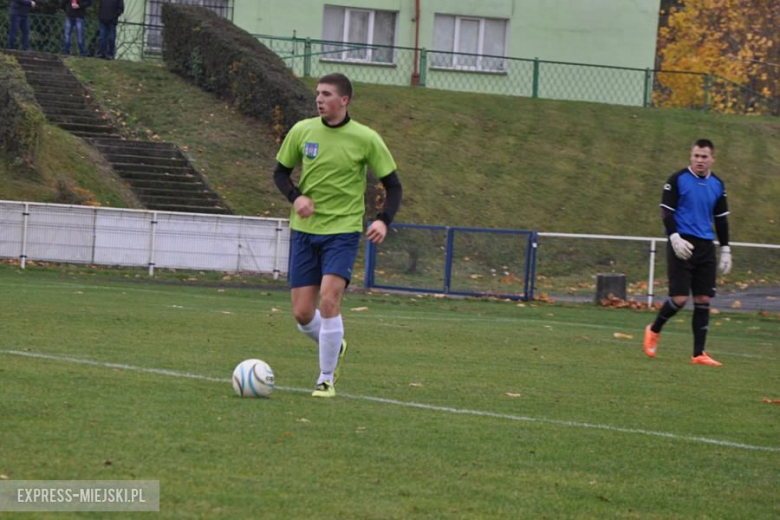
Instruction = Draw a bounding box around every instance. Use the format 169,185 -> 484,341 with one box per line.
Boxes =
316,83 -> 349,122
689,146 -> 714,175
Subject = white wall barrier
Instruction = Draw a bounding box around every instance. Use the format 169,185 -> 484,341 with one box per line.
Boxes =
0,201 -> 291,278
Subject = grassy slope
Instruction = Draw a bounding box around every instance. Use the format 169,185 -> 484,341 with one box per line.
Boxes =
15,58 -> 780,242
0,124 -> 141,208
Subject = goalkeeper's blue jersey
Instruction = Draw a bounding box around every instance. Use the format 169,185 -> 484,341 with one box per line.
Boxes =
660,168 -> 729,240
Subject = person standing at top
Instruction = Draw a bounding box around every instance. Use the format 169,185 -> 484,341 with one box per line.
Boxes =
62,0 -> 92,57
97,0 -> 124,59
644,139 -> 732,366
8,0 -> 36,51
273,73 -> 403,398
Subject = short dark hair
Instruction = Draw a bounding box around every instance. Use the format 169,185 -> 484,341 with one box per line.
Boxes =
693,139 -> 715,151
318,73 -> 353,100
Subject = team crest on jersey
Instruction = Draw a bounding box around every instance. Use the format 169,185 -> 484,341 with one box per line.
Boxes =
304,142 -> 319,159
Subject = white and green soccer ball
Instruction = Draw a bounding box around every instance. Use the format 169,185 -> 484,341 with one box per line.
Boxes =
232,359 -> 275,398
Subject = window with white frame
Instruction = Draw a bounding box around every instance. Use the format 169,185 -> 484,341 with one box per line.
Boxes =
431,14 -> 508,72
321,5 -> 398,64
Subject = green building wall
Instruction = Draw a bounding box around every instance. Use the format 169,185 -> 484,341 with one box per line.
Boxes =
120,0 -> 661,106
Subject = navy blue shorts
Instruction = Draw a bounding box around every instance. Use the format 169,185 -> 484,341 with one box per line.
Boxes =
289,230 -> 361,288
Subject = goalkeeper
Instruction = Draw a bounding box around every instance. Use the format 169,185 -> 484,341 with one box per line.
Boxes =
643,139 -> 731,366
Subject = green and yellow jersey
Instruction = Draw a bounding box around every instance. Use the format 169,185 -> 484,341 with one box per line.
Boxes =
277,116 -> 397,234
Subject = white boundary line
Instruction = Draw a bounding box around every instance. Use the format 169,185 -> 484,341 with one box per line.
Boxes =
3,349 -> 778,453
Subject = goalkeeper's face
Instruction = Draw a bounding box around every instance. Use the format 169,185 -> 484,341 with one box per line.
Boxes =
689,146 -> 714,175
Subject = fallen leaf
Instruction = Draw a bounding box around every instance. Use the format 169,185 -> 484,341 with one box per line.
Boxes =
350,306 -> 369,312
613,333 -> 634,339
731,300 -> 742,309
297,418 -> 310,423
505,392 -> 522,398
408,382 -> 423,388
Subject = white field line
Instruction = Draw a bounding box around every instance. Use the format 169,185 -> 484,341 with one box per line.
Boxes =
2,349 -> 778,454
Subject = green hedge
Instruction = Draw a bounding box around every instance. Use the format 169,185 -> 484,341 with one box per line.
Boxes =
161,5 -> 315,136
0,53 -> 44,159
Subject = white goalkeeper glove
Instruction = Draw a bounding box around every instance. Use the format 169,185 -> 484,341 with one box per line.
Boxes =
669,233 -> 694,260
718,245 -> 732,275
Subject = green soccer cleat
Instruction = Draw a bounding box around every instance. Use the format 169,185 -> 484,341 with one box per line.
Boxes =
334,338 -> 348,384
312,380 -> 336,398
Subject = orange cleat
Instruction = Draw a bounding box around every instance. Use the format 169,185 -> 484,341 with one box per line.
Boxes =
643,324 -> 659,357
691,352 -> 722,366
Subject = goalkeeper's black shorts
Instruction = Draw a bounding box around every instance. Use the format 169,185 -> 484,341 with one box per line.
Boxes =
667,236 -> 717,297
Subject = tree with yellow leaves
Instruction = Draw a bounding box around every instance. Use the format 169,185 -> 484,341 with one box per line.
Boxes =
656,0 -> 779,115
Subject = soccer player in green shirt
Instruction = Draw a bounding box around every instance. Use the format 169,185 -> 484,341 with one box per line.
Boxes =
273,73 -> 402,398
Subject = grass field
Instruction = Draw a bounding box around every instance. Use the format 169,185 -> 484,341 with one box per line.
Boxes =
1,264 -> 778,518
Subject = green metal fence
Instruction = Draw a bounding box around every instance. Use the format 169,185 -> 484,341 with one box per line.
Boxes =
254,34 -> 779,115
2,14 -> 776,115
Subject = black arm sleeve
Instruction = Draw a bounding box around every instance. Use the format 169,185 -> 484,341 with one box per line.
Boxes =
273,162 -> 302,204
661,207 -> 678,236
714,215 -> 729,247
376,172 -> 402,226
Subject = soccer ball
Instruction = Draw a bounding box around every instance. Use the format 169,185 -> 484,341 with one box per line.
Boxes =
232,359 -> 275,398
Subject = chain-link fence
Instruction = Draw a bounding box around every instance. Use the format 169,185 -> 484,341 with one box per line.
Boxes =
2,15 -> 777,113
255,34 -> 778,114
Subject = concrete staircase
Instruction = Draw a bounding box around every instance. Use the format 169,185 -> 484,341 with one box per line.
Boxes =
6,50 -> 231,215
90,138 -> 230,214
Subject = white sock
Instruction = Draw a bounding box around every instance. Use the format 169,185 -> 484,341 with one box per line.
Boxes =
317,315 -> 343,385
296,309 -> 321,344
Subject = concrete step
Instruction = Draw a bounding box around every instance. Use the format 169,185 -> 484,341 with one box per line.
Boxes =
90,138 -> 180,151
137,194 -> 223,206
117,170 -> 198,182
34,91 -> 90,102
100,153 -> 188,168
144,203 -> 230,215
13,61 -> 64,71
23,68 -> 77,79
47,114 -> 110,125
31,83 -> 87,96
24,74 -> 83,89
6,49 -> 62,62
36,97 -> 91,109
112,163 -> 192,175
14,54 -> 63,65
132,187 -> 219,199
126,179 -> 206,191
41,106 -> 105,118
71,131 -> 121,139
92,145 -> 184,160
57,122 -> 115,134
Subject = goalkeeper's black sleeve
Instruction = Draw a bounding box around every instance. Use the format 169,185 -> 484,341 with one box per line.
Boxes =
661,207 -> 678,236
376,172 -> 402,226
714,215 -> 729,247
273,162 -> 302,204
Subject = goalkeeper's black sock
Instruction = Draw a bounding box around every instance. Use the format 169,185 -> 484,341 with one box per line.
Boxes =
692,302 -> 710,357
651,299 -> 682,333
